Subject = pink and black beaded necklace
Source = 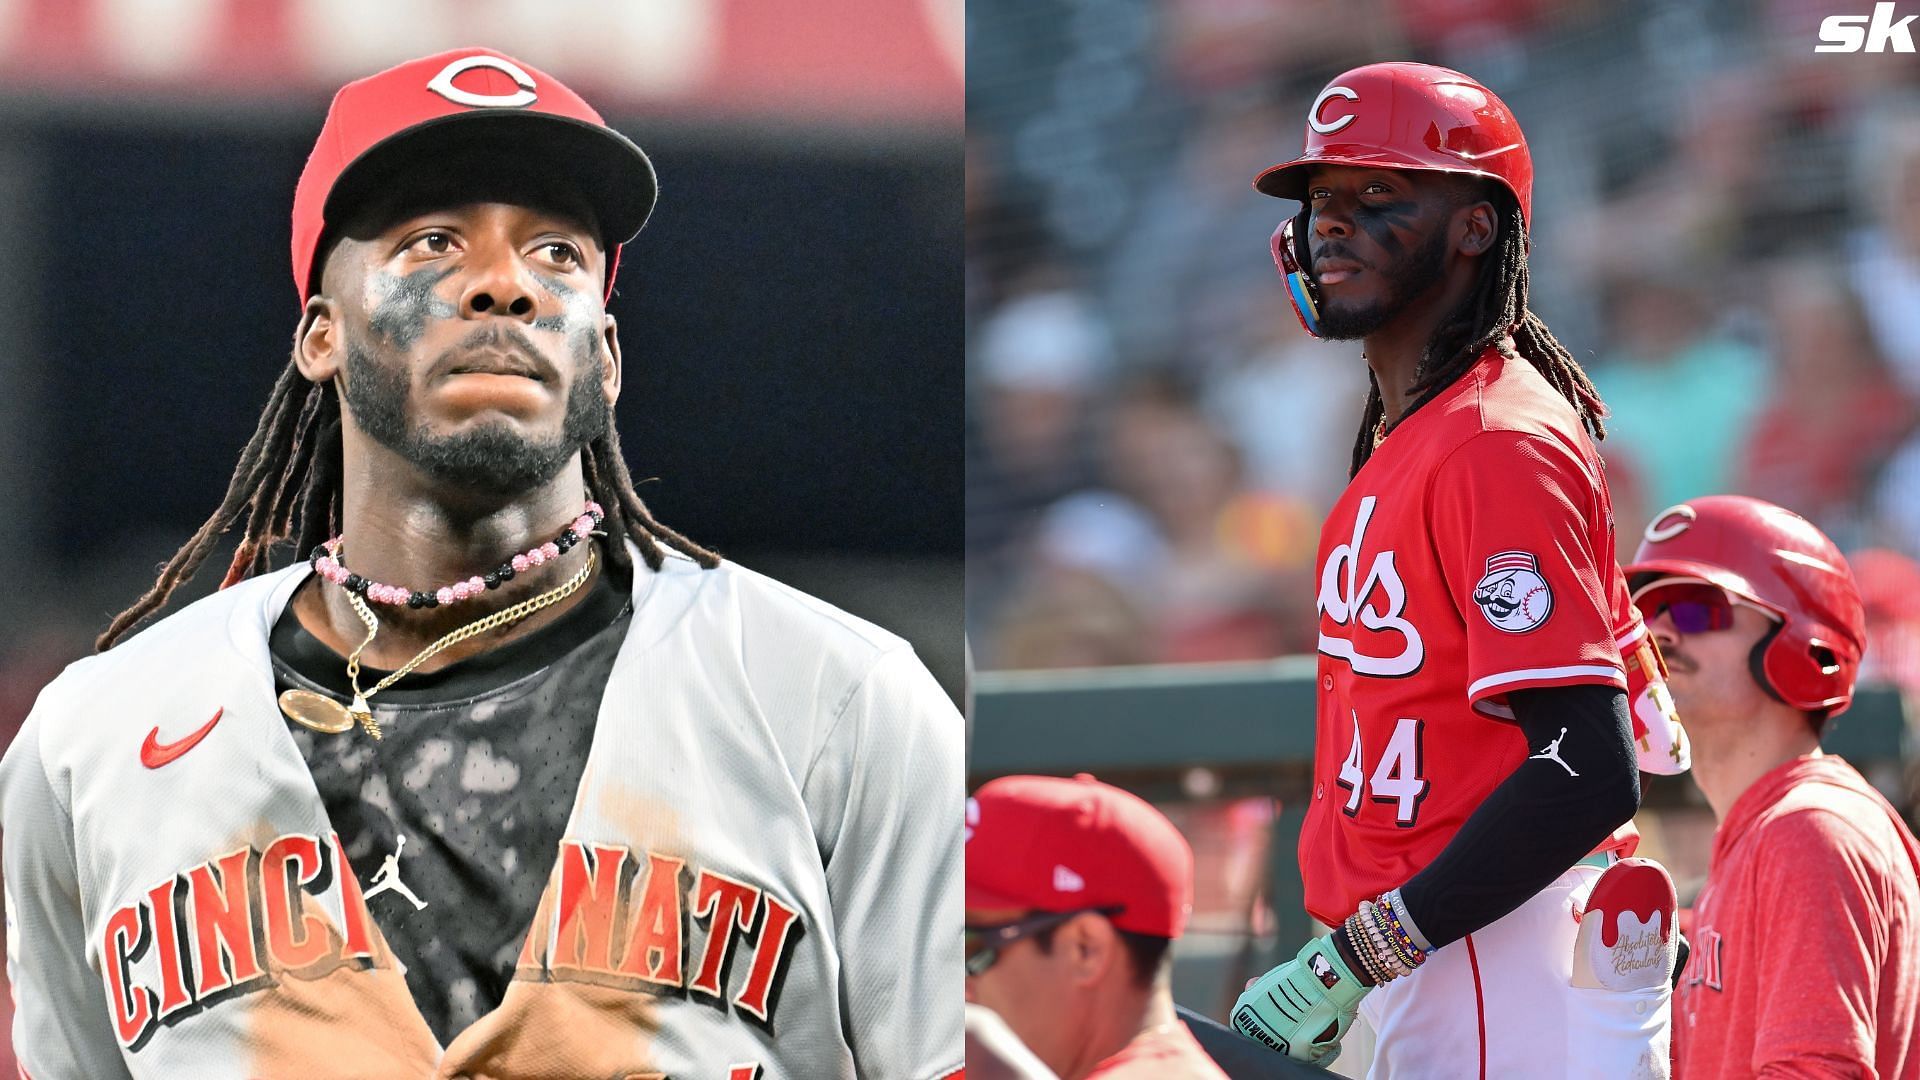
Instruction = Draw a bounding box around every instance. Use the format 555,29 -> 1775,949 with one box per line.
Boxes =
307,501 -> 604,609
277,501 -> 606,740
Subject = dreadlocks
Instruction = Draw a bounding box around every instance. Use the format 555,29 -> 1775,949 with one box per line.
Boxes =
97,357 -> 719,651
1341,187 -> 1607,478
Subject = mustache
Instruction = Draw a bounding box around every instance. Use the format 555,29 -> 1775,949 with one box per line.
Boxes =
1311,242 -> 1368,268
431,324 -> 556,380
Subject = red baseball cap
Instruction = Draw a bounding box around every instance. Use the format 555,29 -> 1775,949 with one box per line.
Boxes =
966,774 -> 1194,939
290,47 -> 657,300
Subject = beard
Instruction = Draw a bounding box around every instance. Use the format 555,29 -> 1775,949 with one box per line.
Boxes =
343,332 -> 610,496
1314,223 -> 1453,341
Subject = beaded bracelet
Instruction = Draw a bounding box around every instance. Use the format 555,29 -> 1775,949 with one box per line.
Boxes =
1340,911 -> 1391,985
1367,903 -> 1417,975
1376,894 -> 1428,971
1361,903 -> 1413,978
1385,889 -> 1433,955
1354,903 -> 1393,971
1346,905 -> 1400,984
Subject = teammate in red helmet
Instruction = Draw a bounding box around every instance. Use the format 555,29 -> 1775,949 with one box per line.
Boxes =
1230,63 -> 1690,1073
1628,496 -> 1920,1078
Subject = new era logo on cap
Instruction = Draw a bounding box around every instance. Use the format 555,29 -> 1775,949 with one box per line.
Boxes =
1052,865 -> 1085,893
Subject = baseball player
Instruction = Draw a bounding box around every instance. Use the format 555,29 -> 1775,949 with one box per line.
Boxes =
965,773 -> 1231,1079
1229,63 -> 1691,1074
1628,496 -> 1920,1077
0,48 -> 962,1079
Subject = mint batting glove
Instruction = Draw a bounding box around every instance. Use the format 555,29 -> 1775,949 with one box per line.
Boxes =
1231,933 -> 1372,1067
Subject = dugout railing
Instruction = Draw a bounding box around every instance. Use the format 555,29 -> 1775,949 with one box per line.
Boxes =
970,660 -> 1915,1015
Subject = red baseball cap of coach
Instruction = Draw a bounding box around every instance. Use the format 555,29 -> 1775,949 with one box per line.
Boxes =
290,47 -> 657,300
966,774 -> 1194,939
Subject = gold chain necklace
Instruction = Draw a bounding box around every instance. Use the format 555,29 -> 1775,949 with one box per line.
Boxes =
278,545 -> 597,740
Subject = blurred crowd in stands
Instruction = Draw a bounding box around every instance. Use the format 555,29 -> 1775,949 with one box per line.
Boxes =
967,0 -> 1920,698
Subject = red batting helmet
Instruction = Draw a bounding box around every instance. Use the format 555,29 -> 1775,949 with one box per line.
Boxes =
1254,62 -> 1534,224
1626,496 -> 1866,716
1255,63 -> 1533,339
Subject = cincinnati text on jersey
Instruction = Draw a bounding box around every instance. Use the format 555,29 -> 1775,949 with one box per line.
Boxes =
100,832 -> 803,1052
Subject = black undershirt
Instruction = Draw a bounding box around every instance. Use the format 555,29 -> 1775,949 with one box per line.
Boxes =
1395,683 -> 1640,952
268,556 -> 631,1043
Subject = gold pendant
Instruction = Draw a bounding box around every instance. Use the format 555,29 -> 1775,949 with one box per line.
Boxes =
278,689 -> 355,734
350,694 -> 383,741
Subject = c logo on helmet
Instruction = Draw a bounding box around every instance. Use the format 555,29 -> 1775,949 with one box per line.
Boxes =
426,55 -> 539,109
1309,85 -> 1360,136
1644,504 -> 1697,544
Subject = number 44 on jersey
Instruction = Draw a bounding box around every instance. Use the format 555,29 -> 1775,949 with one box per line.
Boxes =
1336,713 -> 1431,826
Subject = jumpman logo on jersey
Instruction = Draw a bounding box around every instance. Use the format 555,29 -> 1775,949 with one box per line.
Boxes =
1530,727 -> 1579,777
362,835 -> 428,911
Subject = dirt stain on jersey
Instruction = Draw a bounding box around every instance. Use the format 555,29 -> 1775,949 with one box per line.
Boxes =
437,978 -> 660,1078
244,889 -> 440,1078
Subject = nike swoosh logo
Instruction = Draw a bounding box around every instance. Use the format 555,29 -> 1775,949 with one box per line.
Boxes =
140,708 -> 224,769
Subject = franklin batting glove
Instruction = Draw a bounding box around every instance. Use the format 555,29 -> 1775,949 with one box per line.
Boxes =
1231,934 -> 1371,1068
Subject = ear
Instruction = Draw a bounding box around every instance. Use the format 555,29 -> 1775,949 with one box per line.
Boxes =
599,313 -> 623,406
295,295 -> 345,384
1063,915 -> 1120,989
1455,200 -> 1499,258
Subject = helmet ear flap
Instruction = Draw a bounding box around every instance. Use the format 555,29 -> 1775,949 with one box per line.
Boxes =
1271,209 -> 1323,338
1747,621 -> 1788,706
1756,621 -> 1856,716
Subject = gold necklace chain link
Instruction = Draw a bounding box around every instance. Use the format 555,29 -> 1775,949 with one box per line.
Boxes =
338,545 -> 598,738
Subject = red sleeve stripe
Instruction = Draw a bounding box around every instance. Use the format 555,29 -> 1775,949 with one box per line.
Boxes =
1465,934 -> 1487,1080
1468,664 -> 1625,701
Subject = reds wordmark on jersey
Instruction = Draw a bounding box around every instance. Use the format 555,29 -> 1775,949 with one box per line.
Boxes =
0,549 -> 964,1079
1301,348 -> 1642,926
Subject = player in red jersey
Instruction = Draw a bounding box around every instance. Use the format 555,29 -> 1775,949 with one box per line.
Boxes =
1628,496 -> 1920,1079
1229,63 -> 1690,1074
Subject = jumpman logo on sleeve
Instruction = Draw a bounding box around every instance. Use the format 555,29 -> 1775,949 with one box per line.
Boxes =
1530,727 -> 1580,777
363,834 -> 430,911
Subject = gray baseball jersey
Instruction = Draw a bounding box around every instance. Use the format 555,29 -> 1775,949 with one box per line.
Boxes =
270,562 -> 634,1043
1,547 -> 964,1078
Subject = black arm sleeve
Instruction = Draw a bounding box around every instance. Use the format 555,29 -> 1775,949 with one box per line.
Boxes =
1394,683 -> 1640,950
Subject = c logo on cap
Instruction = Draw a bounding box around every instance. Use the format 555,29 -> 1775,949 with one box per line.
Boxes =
426,55 -> 539,109
1309,85 -> 1360,136
1644,504 -> 1697,544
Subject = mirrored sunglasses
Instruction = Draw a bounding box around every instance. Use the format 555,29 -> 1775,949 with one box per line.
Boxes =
1633,582 -> 1738,635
